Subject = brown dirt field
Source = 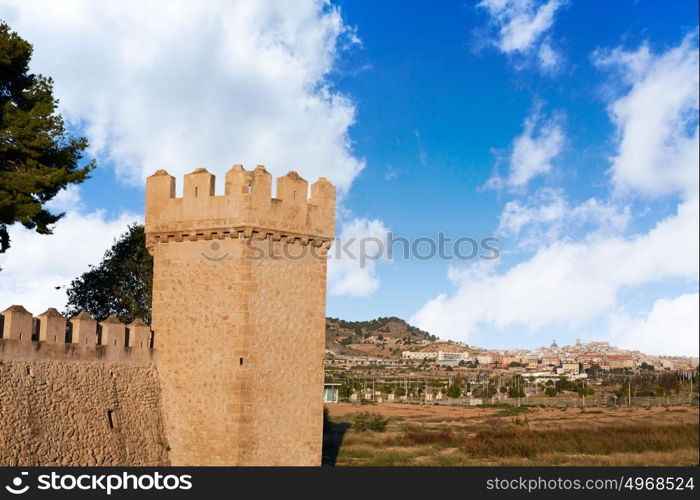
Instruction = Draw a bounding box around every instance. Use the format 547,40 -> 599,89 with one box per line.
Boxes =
327,402 -> 699,426
324,403 -> 700,466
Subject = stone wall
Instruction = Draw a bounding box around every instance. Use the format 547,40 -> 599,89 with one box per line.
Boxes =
0,307 -> 168,466
0,357 -> 169,466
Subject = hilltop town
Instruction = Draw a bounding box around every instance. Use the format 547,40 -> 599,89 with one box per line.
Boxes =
325,316 -> 699,374
322,317 -> 699,467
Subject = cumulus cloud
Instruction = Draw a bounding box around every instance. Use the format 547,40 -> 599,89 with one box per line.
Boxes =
0,189 -> 137,314
498,188 -> 631,247
411,198 -> 698,348
610,293 -> 699,357
0,0 -> 364,192
537,42 -> 560,71
485,108 -> 565,189
594,34 -> 699,199
328,218 -> 391,297
478,0 -> 564,71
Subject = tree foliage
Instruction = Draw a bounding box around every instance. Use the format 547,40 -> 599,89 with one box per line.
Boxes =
507,375 -> 525,398
577,385 -> 595,397
544,387 -> 558,397
446,384 -> 461,398
508,385 -> 525,398
64,224 -> 152,324
0,22 -> 93,254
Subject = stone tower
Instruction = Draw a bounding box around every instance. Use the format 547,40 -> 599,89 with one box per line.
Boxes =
145,165 -> 335,466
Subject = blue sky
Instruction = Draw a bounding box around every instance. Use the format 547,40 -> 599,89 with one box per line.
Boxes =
0,0 -> 698,355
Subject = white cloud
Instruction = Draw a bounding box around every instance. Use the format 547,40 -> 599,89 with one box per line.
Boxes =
498,188 -> 631,247
538,42 -> 560,71
44,184 -> 84,213
594,34 -> 699,200
328,218 -> 391,297
610,293 -> 699,357
486,108 -> 565,189
478,0 -> 564,71
1,0 -> 364,192
0,189 -> 137,315
411,198 -> 699,354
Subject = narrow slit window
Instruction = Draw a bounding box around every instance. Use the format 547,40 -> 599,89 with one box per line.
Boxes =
65,322 -> 72,343
248,184 -> 253,195
239,357 -> 244,366
32,318 -> 40,341
107,410 -> 115,429
195,186 -> 198,197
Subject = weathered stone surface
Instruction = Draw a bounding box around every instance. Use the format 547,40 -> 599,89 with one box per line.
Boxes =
146,166 -> 335,466
0,360 -> 169,466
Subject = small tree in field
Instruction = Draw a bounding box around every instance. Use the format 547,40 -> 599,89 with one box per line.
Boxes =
577,385 -> 595,397
446,384 -> 461,398
508,385 -> 525,398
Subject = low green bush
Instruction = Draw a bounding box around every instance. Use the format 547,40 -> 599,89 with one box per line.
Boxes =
352,412 -> 389,432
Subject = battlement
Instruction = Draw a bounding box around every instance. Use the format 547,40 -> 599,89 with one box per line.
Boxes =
0,305 -> 154,364
145,165 -> 335,252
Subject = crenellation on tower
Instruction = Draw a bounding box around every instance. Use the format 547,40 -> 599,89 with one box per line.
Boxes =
0,305 -> 33,341
0,306 -> 155,365
128,318 -> 152,349
70,311 -> 98,345
309,176 -> 336,236
144,165 -> 335,254
145,170 -> 176,226
100,315 -> 126,347
37,307 -> 66,344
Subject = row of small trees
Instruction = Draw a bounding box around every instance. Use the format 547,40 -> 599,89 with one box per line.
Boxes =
329,373 -> 602,401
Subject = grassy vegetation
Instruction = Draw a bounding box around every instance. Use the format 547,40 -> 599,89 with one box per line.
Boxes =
461,423 -> 697,458
491,406 -> 531,418
323,405 -> 700,466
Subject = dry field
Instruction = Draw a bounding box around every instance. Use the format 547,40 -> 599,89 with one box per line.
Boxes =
323,402 -> 700,466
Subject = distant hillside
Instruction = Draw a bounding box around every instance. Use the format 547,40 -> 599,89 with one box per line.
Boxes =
325,316 -> 438,358
324,317 -> 699,368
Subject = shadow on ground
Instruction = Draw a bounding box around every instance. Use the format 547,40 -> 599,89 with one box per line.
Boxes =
322,419 -> 350,466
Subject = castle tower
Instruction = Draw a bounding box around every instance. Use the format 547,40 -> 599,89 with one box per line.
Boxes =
145,165 -> 335,466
